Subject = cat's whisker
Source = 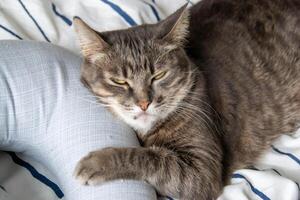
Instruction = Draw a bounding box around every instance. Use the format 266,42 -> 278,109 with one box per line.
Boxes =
179,103 -> 213,124
176,106 -> 211,128
161,101 -> 213,131
167,94 -> 219,119
180,102 -> 222,133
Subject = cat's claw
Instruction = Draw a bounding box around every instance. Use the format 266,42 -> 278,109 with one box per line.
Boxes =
74,148 -> 115,185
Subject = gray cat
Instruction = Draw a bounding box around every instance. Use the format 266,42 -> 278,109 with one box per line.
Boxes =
73,0 -> 300,199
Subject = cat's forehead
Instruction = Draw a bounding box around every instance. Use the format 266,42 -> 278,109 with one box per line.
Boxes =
103,25 -> 160,53
111,46 -> 154,77
104,28 -> 162,75
112,31 -> 158,54
114,38 -> 154,59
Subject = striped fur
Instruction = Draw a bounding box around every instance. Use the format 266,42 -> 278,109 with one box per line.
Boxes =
74,1 -> 300,199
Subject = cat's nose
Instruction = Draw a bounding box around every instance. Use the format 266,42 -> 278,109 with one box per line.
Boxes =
138,100 -> 150,111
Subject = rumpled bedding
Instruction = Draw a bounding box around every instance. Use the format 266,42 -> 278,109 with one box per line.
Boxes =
0,0 -> 299,199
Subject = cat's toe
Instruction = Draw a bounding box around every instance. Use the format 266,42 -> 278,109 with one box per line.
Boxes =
76,168 -> 104,185
73,157 -> 104,185
74,168 -> 91,185
74,150 -> 114,185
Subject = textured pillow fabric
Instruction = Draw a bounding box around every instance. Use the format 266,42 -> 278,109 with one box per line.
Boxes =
0,40 -> 157,200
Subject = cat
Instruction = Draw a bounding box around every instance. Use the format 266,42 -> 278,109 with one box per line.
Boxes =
73,0 -> 300,199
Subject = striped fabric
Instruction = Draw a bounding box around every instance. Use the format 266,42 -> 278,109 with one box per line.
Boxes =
0,0 -> 195,53
0,0 -> 299,200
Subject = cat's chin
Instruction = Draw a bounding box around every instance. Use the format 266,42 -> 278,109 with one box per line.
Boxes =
133,117 -> 157,135
122,113 -> 157,135
111,105 -> 159,135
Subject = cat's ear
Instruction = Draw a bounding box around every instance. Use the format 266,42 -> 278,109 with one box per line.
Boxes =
73,17 -> 110,63
157,4 -> 189,47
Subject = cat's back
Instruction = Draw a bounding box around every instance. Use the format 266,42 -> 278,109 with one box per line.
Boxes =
188,0 -> 300,100
188,0 -> 300,73
187,0 -> 300,134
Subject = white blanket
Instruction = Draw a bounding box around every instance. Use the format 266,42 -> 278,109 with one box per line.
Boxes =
0,0 -> 299,200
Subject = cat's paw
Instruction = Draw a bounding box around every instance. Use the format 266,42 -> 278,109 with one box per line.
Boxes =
74,148 -> 116,185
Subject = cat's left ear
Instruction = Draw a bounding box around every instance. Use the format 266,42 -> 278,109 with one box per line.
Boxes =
73,17 -> 110,63
156,4 -> 190,48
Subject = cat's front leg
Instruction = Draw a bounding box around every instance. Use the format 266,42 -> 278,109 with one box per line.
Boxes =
74,147 -> 176,187
74,147 -> 181,196
74,146 -> 222,199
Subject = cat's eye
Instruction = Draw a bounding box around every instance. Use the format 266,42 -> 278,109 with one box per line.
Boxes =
111,78 -> 128,85
153,71 -> 167,80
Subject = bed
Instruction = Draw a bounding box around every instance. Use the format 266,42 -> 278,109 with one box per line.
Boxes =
0,0 -> 299,200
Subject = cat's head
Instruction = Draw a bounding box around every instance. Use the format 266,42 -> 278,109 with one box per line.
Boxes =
74,5 -> 195,134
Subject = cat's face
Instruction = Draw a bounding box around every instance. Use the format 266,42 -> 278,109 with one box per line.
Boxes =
83,43 -> 193,134
74,5 -> 193,134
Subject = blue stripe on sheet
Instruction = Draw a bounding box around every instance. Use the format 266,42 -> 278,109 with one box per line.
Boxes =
52,3 -> 72,26
267,168 -> 300,191
0,24 -> 23,40
296,182 -> 300,190
5,152 -> 64,199
100,0 -> 137,26
251,166 -> 282,176
253,167 -> 300,192
142,1 -> 161,21
0,185 -> 7,192
232,173 -> 271,200
271,168 -> 281,176
152,0 -> 156,3
272,145 -> 300,165
17,0 -> 51,42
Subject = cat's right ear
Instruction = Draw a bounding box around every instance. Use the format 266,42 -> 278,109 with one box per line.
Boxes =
156,4 -> 189,48
73,17 -> 110,63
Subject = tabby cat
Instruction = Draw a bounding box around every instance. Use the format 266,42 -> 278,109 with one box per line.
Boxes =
73,0 -> 300,199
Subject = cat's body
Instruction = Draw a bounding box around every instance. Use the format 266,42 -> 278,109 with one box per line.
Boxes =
73,0 -> 300,199
189,0 -> 300,181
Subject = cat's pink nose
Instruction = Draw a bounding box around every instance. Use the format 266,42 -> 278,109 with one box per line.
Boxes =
138,100 -> 150,111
